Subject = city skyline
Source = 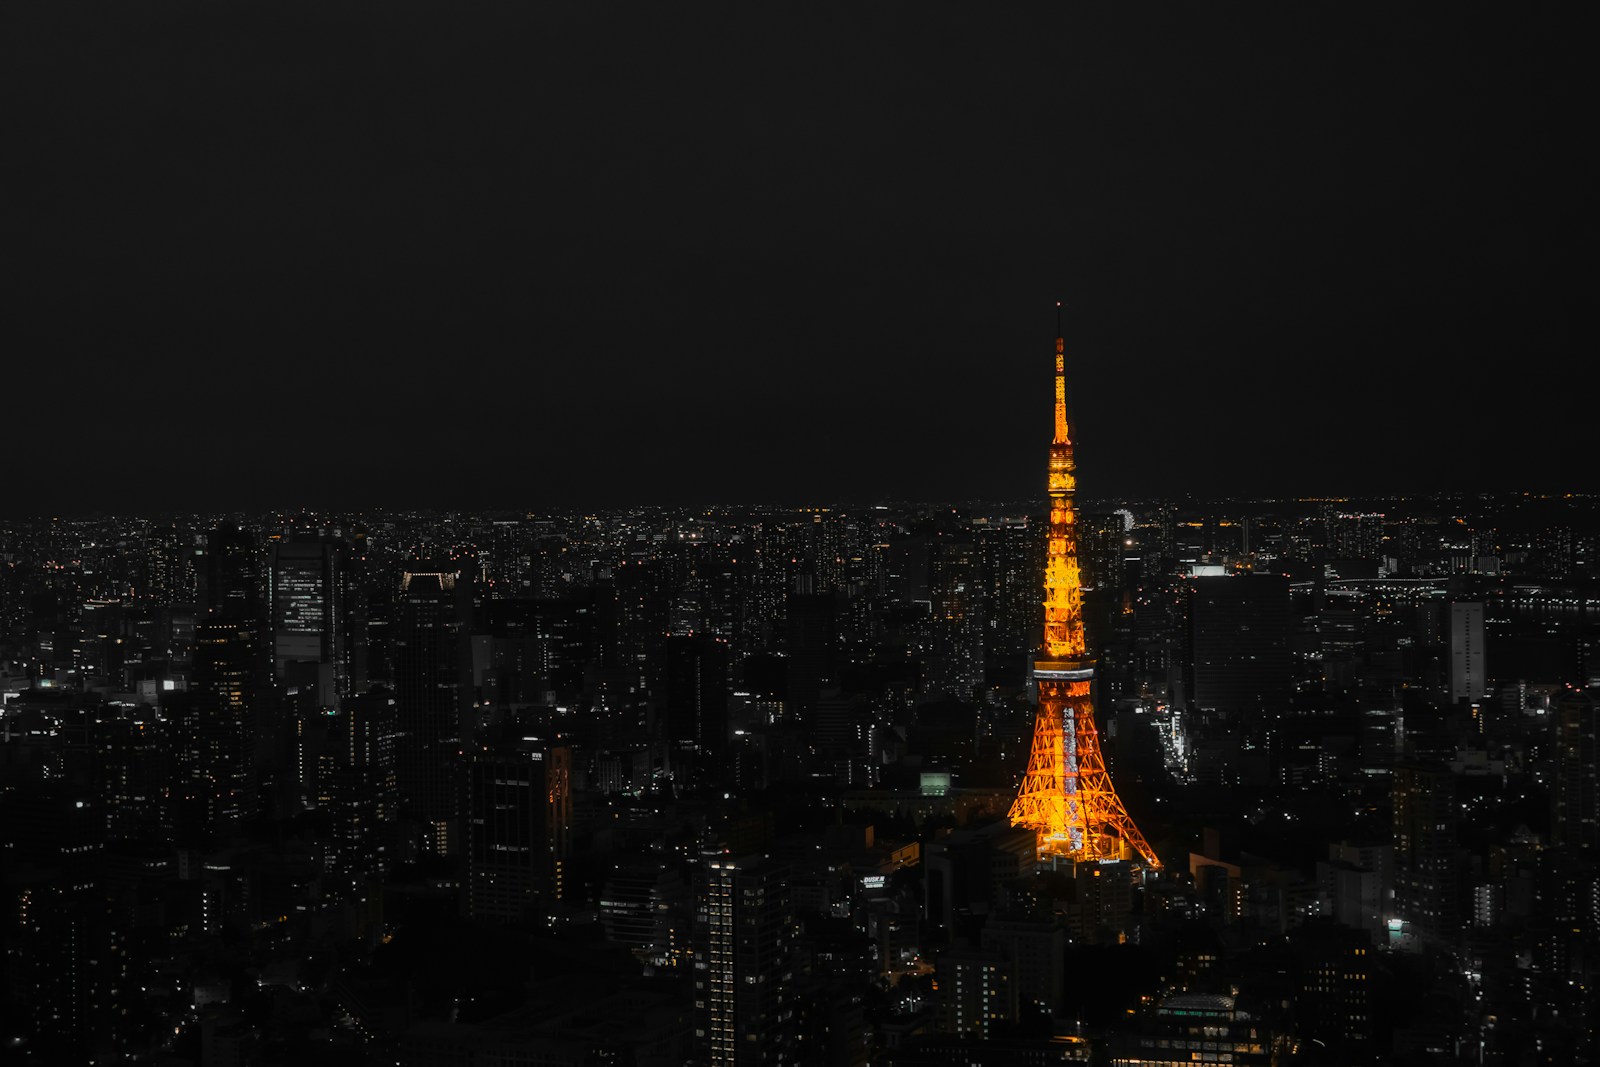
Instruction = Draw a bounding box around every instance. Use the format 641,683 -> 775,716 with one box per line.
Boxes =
5,4 -> 1583,516
3,5 -> 1592,1063
5,473 -> 1597,1063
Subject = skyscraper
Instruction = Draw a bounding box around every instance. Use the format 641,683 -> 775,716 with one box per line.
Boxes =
201,526 -> 264,625
656,632 -> 730,766
695,854 -> 795,1065
186,527 -> 265,833
268,534 -> 353,705
1391,762 -> 1459,946
1290,919 -> 1373,1051
1449,601 -> 1487,705
936,946 -> 1016,1038
1553,689 -> 1599,850
1185,574 -> 1292,717
601,860 -> 691,968
464,738 -> 571,923
327,690 -> 401,885
393,562 -> 469,856
928,534 -> 985,699
786,589 -> 837,723
977,518 -> 1039,685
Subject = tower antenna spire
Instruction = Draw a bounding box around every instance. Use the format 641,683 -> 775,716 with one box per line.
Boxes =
1010,308 -> 1159,869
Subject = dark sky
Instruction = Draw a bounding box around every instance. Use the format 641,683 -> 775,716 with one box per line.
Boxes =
3,3 -> 1586,515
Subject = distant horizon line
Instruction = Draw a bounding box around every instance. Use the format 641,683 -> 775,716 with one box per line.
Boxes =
6,488 -> 1598,523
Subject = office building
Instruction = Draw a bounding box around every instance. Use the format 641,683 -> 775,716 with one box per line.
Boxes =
1449,601 -> 1487,705
1391,762 -> 1459,946
269,533 -> 361,704
464,738 -> 571,923
393,562 -> 469,855
694,854 -> 794,1065
1185,574 -> 1291,717
1553,688 -> 1599,850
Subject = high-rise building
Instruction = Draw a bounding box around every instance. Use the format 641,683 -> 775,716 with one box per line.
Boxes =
190,615 -> 258,830
979,914 -> 1063,1016
694,853 -> 795,1065
393,562 -> 469,855
1553,688 -> 1599,850
786,590 -> 838,723
923,821 -> 1038,937
269,534 -> 359,705
936,946 -> 1016,1039
201,526 -> 264,625
1391,762 -> 1459,946
1080,510 -> 1131,594
1316,841 -> 1388,939
474,596 -> 551,708
613,557 -> 676,670
1449,601 -> 1487,705
1327,512 -> 1385,562
1069,858 -> 1136,943
1290,919 -> 1373,1051
808,509 -> 846,592
600,860 -> 691,968
656,633 -> 730,765
68,701 -> 163,845
928,535 -> 985,699
327,690 -> 401,884
976,518 -> 1038,686
181,527 -> 266,835
463,738 -> 571,923
1108,994 -> 1275,1066
1185,574 -> 1291,718
3,869 -> 124,1060
1531,847 -> 1600,1002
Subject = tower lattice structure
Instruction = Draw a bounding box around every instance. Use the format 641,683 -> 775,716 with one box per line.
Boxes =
1008,310 -> 1160,867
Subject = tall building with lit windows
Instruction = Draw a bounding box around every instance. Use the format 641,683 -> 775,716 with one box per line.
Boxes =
1391,761 -> 1459,946
694,853 -> 794,1066
1449,600 -> 1487,705
201,525 -> 264,625
1290,919 -> 1373,1050
936,946 -> 1016,1039
1108,994 -> 1275,1065
326,690 -> 400,884
464,738 -> 571,923
1553,688 -> 1600,850
929,535 -> 985,699
269,534 -> 356,704
5,870 -> 123,1059
976,518 -> 1038,685
393,562 -> 469,855
185,526 -> 265,834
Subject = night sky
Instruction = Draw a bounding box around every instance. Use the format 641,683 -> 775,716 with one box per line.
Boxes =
4,3 -> 1584,515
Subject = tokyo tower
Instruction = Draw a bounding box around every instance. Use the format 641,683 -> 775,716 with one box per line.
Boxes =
1008,306 -> 1160,867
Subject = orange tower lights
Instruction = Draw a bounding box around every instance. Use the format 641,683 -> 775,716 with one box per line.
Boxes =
1008,306 -> 1160,867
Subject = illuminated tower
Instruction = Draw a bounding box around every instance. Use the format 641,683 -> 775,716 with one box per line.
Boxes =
1009,307 -> 1159,866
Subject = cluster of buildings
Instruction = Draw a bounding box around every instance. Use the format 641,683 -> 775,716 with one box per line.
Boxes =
0,491 -> 1596,1064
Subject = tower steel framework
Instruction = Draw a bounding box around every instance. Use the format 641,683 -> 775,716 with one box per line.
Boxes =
1008,309 -> 1160,867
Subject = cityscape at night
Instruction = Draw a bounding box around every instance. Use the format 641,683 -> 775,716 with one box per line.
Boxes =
5,459 -> 1598,1064
2,3 -> 1587,1065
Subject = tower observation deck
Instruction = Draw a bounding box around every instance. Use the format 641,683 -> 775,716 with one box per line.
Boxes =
1008,307 -> 1160,867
